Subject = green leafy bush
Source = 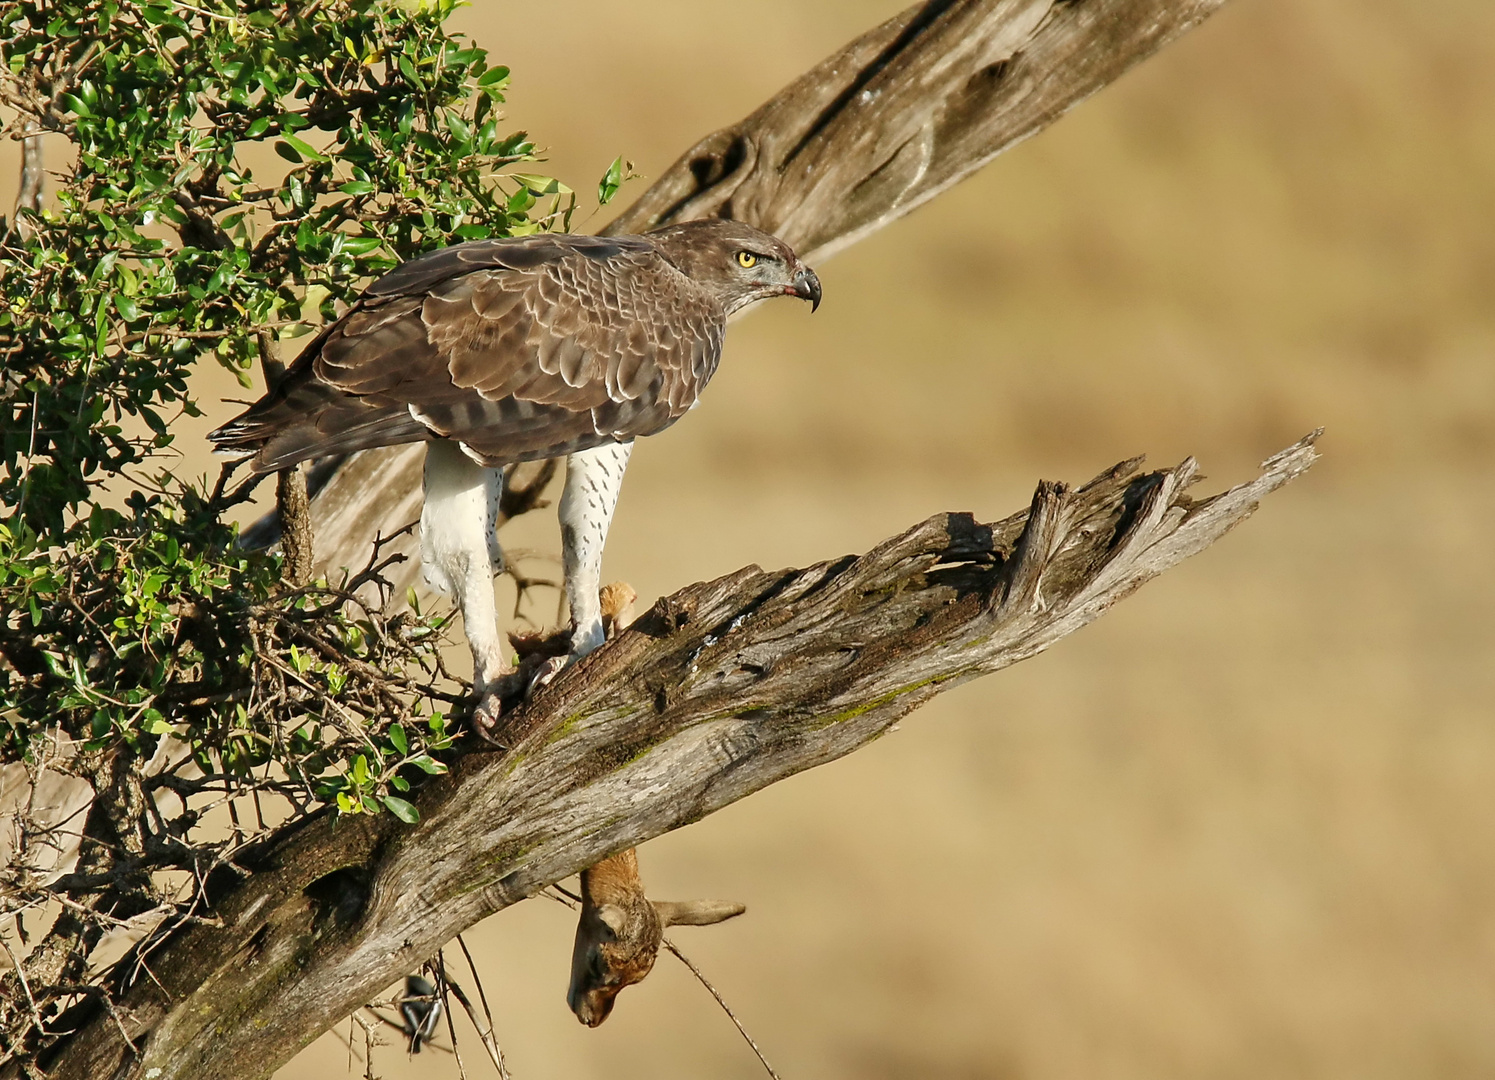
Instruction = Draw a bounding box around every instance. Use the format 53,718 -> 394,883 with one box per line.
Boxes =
0,0 -> 581,1062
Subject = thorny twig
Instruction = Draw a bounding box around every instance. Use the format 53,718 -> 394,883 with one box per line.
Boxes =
662,938 -> 783,1080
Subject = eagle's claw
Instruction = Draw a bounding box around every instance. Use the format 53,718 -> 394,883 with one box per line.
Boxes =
471,688 -> 508,746
526,655 -> 568,699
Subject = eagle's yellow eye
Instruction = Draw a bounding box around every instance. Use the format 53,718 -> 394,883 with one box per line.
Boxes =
736,251 -> 757,269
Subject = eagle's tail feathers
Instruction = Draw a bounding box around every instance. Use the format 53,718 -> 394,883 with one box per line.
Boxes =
247,408 -> 432,473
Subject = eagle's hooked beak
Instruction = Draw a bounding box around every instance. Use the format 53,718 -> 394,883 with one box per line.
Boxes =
791,266 -> 822,312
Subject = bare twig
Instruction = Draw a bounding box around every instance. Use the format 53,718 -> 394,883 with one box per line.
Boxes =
0,938 -> 44,1042
454,934 -> 511,1080
662,938 -> 783,1080
348,1010 -> 380,1080
434,954 -> 469,1080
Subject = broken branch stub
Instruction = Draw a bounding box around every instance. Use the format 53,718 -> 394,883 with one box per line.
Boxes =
46,434 -> 1318,1080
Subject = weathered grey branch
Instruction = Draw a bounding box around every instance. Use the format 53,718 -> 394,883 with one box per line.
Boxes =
257,330 -> 314,586
48,434 -> 1319,1080
15,131 -> 42,217
299,0 -> 1232,593
605,0 -> 1228,259
7,128 -> 43,242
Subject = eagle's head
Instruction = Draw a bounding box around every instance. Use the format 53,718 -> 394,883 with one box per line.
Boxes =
645,219 -> 822,317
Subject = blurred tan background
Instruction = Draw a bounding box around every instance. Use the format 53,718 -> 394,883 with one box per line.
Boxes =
15,0 -> 1495,1074
302,0 -> 1495,1076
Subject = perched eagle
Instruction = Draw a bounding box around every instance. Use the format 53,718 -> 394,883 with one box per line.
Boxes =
211,219 -> 821,733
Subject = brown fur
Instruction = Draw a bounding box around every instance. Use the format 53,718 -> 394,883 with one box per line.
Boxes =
566,848 -> 744,1026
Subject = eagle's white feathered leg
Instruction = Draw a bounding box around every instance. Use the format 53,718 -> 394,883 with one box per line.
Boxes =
558,441 -> 633,664
419,441 -> 510,721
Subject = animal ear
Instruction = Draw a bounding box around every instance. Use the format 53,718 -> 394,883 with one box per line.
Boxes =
652,899 -> 746,928
594,903 -> 628,938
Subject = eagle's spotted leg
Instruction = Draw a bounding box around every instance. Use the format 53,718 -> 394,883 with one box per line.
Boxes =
529,441 -> 634,696
419,440 -> 511,738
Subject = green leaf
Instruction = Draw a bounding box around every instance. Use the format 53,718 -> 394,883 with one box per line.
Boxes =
444,111 -> 471,144
280,133 -> 328,163
381,796 -> 419,823
141,709 -> 172,735
511,173 -> 564,196
389,723 -> 408,755
598,155 -> 627,206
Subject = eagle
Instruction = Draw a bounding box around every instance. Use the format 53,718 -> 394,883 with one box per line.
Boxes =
210,219 -> 821,734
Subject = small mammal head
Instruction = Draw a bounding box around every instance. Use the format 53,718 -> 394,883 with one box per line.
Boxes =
566,849 -> 745,1026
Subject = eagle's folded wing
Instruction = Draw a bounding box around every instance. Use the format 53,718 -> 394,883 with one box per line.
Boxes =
212,234 -> 726,472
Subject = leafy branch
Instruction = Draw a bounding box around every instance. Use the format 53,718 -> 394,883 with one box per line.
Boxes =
0,1 -> 614,1071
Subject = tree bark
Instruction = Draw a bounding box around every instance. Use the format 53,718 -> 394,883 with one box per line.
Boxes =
51,437 -> 1318,1080
604,0 -> 1229,258
42,0 -> 1261,1075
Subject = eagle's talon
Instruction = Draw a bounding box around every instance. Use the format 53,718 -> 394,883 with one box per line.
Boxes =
471,689 -> 509,746
526,655 -> 568,700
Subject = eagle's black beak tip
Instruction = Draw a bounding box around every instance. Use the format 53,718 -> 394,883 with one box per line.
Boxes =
793,267 -> 822,312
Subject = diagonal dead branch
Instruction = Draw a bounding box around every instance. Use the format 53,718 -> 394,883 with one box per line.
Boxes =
46,433 -> 1318,1080
605,0 -> 1231,258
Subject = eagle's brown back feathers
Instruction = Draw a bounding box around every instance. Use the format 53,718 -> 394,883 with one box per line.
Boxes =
210,220 -> 813,473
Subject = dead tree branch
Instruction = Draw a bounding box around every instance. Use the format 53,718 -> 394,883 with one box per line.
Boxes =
297,0 -> 1232,593
15,131 -> 43,216
46,434 -> 1318,1080
605,0 -> 1229,257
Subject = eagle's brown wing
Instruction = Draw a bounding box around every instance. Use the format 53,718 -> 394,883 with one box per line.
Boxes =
210,234 -> 726,473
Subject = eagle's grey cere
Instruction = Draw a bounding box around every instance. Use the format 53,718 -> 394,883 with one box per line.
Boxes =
211,219 -> 821,732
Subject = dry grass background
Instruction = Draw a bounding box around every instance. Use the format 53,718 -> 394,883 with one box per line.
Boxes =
13,0 -> 1495,1075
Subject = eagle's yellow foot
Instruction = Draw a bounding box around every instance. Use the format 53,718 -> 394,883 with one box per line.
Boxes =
475,582 -> 639,744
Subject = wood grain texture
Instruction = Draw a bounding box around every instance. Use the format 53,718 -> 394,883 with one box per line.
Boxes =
604,0 -> 1232,260
48,435 -> 1317,1080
